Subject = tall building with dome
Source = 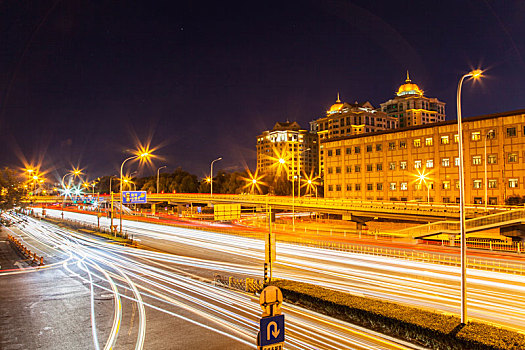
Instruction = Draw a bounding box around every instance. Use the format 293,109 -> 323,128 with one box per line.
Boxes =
380,72 -> 446,128
310,94 -> 397,177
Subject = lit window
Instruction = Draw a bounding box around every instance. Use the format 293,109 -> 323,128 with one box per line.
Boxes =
389,162 -> 396,170
488,179 -> 497,188
414,160 -> 422,169
443,181 -> 451,189
509,179 -> 519,188
414,183 -> 422,190
400,161 -> 407,170
454,157 -> 460,166
454,134 -> 459,143
426,159 -> 434,168
472,155 -> 482,165
413,139 -> 421,147
400,182 -> 407,190
440,136 -> 449,145
425,137 -> 433,146
399,141 -> 407,149
488,154 -> 497,164
487,130 -> 496,139
442,158 -> 450,167
508,153 -> 518,163
471,132 -> 481,141
390,182 -> 396,190
473,180 -> 482,189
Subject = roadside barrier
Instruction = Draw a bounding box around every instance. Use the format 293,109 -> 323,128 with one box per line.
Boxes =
213,274 -> 264,293
7,234 -> 44,266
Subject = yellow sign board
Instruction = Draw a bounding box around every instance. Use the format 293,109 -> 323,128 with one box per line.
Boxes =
214,204 -> 241,221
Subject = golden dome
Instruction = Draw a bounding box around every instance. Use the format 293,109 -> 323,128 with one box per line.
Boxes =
396,71 -> 423,97
328,93 -> 344,113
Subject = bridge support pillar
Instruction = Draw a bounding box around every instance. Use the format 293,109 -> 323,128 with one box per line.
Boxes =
151,203 -> 156,215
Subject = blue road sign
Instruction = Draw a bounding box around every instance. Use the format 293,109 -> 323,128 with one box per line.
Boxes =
122,191 -> 147,204
259,314 -> 285,347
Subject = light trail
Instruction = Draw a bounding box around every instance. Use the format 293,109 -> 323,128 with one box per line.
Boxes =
32,208 -> 525,333
2,210 -> 420,349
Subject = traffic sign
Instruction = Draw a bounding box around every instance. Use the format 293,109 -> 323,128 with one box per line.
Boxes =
122,191 -> 147,204
260,286 -> 283,317
259,314 -> 285,347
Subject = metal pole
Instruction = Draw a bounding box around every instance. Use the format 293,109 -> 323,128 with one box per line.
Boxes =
120,156 -> 136,235
210,157 -> 222,197
292,145 -> 295,230
457,72 -> 469,324
484,135 -> 488,210
157,165 -> 166,194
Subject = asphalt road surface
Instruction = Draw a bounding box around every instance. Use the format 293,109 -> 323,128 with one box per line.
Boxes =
1,211 -> 422,350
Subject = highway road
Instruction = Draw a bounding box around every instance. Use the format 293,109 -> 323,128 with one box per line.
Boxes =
1,210 -> 421,350
31,208 -> 525,333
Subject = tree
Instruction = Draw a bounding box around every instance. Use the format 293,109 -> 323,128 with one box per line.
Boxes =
0,167 -> 24,210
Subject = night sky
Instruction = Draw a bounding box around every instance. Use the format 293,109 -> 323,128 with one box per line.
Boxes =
1,1 -> 524,181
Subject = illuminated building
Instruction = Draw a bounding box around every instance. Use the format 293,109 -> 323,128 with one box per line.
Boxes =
322,109 -> 525,205
256,121 -> 318,180
380,72 -> 446,128
310,94 -> 397,177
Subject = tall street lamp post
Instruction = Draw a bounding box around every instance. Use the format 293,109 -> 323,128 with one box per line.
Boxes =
297,148 -> 311,198
457,68 -> 483,324
157,165 -> 167,193
120,152 -> 150,235
210,157 -> 222,197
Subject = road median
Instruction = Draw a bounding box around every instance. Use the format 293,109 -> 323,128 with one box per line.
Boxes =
268,279 -> 525,350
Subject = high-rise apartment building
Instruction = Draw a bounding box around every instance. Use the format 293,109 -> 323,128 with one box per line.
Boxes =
256,121 -> 318,181
322,109 -> 525,205
380,73 -> 446,128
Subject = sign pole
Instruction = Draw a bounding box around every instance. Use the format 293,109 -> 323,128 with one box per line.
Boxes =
110,192 -> 114,236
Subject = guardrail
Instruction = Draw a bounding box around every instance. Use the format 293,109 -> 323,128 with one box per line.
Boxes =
7,234 -> 44,266
213,274 -> 264,293
290,239 -> 525,275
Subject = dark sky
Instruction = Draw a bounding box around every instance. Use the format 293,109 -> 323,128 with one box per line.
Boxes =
1,0 -> 524,181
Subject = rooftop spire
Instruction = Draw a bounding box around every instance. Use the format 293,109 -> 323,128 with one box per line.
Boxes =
406,70 -> 411,83
336,92 -> 341,103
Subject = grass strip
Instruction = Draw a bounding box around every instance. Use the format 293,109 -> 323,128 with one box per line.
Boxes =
269,279 -> 525,350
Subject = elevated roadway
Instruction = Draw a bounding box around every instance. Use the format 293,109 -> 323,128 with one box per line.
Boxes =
28,194 -> 517,222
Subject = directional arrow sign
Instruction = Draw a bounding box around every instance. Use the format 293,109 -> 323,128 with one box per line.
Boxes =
259,314 -> 285,347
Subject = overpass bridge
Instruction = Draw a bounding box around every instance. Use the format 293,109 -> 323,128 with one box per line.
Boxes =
27,193 -> 517,223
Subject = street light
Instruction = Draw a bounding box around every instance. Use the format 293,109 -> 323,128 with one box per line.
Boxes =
457,68 -> 483,324
120,151 -> 151,235
210,157 -> 222,197
157,165 -> 167,193
297,148 -> 311,198
416,170 -> 432,204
